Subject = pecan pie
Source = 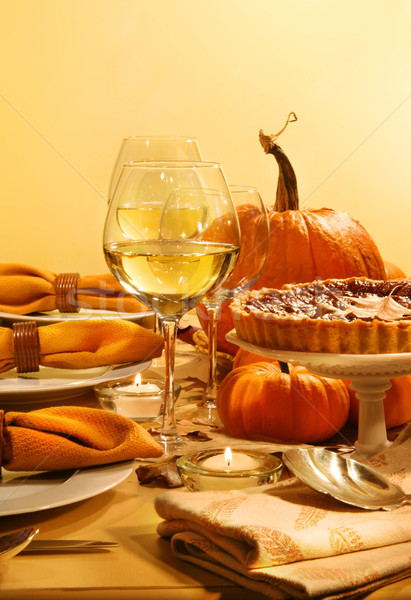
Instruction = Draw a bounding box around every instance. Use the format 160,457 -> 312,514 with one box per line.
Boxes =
230,277 -> 411,354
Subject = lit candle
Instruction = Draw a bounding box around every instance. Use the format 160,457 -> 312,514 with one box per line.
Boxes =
94,374 -> 165,421
118,372 -> 161,394
176,447 -> 283,492
201,447 -> 260,472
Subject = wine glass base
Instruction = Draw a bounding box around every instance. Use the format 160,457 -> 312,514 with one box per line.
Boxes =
158,436 -> 186,456
176,400 -> 223,427
196,403 -> 223,427
136,429 -> 187,462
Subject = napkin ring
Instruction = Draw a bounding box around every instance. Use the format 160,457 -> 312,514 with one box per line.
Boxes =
13,322 -> 40,373
55,273 -> 80,313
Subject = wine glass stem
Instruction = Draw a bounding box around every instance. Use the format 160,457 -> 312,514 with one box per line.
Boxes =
154,314 -> 163,336
205,306 -> 219,404
158,317 -> 180,444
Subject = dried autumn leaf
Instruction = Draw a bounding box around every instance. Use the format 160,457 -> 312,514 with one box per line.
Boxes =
136,457 -> 183,488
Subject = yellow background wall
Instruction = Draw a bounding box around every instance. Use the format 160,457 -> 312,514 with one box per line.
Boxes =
1,0 -> 410,276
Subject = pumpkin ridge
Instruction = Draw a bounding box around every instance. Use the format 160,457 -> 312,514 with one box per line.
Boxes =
299,210 -> 323,281
349,218 -> 386,277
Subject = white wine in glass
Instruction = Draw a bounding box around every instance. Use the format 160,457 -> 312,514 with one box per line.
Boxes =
103,161 -> 240,455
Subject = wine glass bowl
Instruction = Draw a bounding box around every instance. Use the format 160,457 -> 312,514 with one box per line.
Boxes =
103,161 -> 240,455
107,135 -> 204,366
207,186 -> 269,303
108,136 -> 203,203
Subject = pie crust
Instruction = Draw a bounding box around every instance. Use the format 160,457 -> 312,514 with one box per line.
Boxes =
230,277 -> 411,354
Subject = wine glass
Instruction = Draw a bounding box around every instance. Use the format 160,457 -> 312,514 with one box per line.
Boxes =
190,185 -> 269,425
108,136 -> 203,203
107,136 -> 204,366
103,161 -> 240,455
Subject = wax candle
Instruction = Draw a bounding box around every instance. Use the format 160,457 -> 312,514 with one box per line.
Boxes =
114,394 -> 162,419
177,447 -> 283,492
94,374 -> 168,422
118,373 -> 160,394
201,447 -> 260,472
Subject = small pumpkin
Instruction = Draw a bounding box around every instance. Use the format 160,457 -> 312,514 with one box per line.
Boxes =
216,361 -> 350,443
345,377 -> 411,430
233,347 -> 277,369
384,260 -> 407,280
199,115 -> 387,353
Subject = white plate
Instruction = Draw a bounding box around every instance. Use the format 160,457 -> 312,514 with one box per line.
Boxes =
226,331 -> 411,378
0,461 -> 134,516
0,308 -> 153,325
0,360 -> 151,404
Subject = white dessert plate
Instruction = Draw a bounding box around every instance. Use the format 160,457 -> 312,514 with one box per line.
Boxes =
0,461 -> 134,517
0,308 -> 153,325
0,360 -> 151,404
226,331 -> 411,378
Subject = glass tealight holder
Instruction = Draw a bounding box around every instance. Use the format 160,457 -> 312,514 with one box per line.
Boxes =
176,447 -> 283,492
94,376 -> 181,422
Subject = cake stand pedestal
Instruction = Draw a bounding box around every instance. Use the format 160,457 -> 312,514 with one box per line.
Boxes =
227,332 -> 411,459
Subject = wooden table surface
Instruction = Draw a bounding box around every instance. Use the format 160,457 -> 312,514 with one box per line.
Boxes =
0,339 -> 410,600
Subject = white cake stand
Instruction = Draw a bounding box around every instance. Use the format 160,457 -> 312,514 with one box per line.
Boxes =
227,331 -> 411,458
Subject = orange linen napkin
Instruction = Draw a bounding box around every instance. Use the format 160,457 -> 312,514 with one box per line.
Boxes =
156,425 -> 411,599
0,406 -> 163,470
0,263 -> 146,314
0,320 -> 164,373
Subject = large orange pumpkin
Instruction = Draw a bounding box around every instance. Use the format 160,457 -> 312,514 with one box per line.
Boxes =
198,120 -> 387,353
255,130 -> 386,289
384,260 -> 407,279
216,361 -> 350,443
345,378 -> 411,430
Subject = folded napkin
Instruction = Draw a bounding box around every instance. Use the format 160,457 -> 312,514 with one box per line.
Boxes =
0,406 -> 163,471
0,319 -> 164,373
156,425 -> 411,599
0,263 -> 146,314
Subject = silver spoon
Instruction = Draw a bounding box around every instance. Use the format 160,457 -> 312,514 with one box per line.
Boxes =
283,447 -> 411,511
0,528 -> 39,559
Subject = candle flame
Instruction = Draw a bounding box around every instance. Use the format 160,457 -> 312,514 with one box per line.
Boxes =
224,447 -> 232,468
134,373 -> 142,387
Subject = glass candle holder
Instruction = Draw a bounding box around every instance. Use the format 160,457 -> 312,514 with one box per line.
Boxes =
176,447 -> 283,492
94,376 -> 181,422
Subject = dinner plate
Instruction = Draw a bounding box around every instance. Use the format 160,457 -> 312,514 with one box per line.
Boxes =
0,308 -> 154,325
0,360 -> 151,404
0,461 -> 134,516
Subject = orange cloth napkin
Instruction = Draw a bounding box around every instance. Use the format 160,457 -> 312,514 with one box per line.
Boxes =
156,425 -> 411,599
0,406 -> 163,470
0,319 -> 164,373
0,263 -> 147,314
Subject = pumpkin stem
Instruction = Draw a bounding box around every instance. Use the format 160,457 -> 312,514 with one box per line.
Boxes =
259,112 -> 299,212
279,361 -> 290,374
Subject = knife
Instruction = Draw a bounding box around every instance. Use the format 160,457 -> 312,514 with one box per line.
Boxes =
21,540 -> 120,553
